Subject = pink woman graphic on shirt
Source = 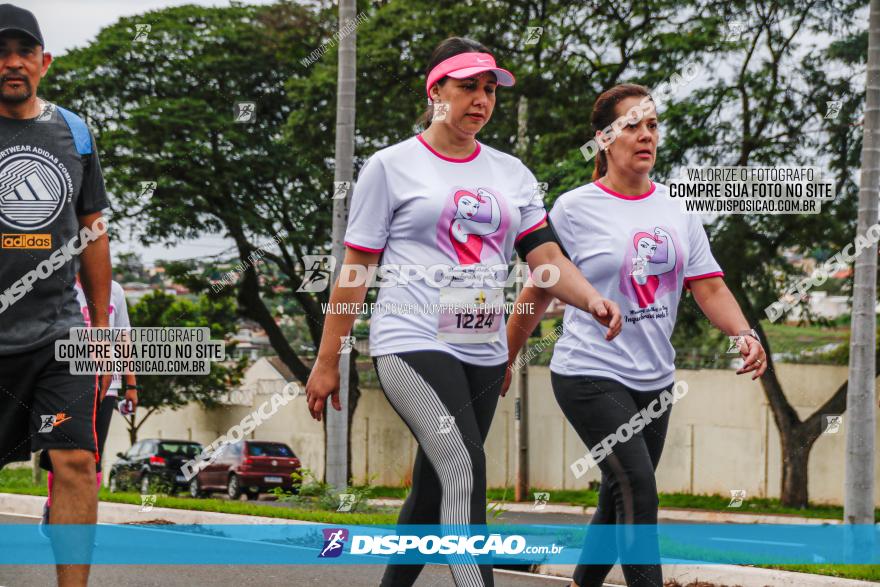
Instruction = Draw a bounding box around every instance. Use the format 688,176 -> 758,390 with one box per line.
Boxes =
618,226 -> 682,308
446,188 -> 502,265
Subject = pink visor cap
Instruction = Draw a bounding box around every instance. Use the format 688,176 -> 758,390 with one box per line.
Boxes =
425,52 -> 516,99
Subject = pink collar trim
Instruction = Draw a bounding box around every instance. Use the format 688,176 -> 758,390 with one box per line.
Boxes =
417,134 -> 481,163
595,180 -> 656,200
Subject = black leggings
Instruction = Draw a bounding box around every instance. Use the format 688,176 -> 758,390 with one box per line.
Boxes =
373,351 -> 505,587
551,373 -> 672,587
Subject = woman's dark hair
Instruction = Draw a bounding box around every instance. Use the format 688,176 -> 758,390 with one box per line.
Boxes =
416,37 -> 490,129
590,84 -> 653,180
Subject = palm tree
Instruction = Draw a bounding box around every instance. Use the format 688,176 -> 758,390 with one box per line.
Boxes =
844,0 -> 879,525
327,0 -> 357,490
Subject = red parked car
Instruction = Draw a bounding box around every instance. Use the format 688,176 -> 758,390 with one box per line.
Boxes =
188,440 -> 300,499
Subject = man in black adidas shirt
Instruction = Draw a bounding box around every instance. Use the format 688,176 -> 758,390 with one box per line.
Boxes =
0,4 -> 111,586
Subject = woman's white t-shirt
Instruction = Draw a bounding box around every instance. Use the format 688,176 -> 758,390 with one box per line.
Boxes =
344,135 -> 547,365
548,180 -> 723,390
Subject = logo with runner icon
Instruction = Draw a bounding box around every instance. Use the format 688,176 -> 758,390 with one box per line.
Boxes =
298,255 -> 336,293
319,528 -> 349,558
38,412 -> 72,433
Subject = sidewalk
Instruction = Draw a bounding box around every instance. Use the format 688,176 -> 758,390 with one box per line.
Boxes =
1,493 -> 873,586
370,497 -> 843,525
540,563 -> 878,587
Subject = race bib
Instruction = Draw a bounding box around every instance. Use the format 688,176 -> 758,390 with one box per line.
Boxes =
437,287 -> 504,344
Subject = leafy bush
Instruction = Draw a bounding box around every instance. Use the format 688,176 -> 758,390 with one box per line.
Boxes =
271,468 -> 377,513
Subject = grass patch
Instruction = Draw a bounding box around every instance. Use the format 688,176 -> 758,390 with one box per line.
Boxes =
761,322 -> 851,364
527,318 -> 855,367
370,485 -> 409,499
0,467 -> 396,525
761,322 -> 849,352
0,467 -> 46,489
374,485 -> 879,521
768,564 -> 880,582
656,491 -> 865,521
96,491 -> 398,525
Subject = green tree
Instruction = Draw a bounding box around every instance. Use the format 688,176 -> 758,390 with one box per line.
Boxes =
39,2 -> 337,445
516,0 -> 873,509
123,291 -> 247,444
283,0 -> 728,482
664,0 -> 873,508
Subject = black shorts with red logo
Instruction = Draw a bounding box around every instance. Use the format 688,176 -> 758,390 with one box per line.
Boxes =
0,341 -> 99,471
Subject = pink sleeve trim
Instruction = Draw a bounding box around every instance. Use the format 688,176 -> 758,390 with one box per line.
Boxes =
344,241 -> 384,253
684,271 -> 724,290
515,213 -> 549,243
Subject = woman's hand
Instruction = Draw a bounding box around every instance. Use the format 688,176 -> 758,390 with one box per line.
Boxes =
306,360 -> 342,421
305,247 -> 378,420
587,296 -> 622,341
689,278 -> 766,380
523,242 -> 622,342
735,335 -> 768,380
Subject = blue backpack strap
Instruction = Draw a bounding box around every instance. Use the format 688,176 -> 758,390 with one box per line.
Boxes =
55,105 -> 93,156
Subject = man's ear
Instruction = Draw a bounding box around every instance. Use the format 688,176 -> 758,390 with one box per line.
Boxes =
40,51 -> 52,77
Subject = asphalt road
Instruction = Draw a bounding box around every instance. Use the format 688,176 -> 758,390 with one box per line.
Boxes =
0,513 -> 579,587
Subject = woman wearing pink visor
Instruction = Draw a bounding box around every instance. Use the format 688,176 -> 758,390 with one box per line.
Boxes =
306,37 -> 621,587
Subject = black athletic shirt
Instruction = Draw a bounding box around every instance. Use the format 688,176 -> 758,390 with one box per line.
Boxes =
0,102 -> 108,355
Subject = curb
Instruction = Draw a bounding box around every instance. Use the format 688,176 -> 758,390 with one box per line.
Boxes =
539,563 -> 879,587
0,493 -> 314,525
368,498 -> 842,525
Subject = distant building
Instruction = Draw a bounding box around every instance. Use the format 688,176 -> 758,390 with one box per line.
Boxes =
230,323 -> 273,360
220,356 -> 298,407
121,282 -> 179,303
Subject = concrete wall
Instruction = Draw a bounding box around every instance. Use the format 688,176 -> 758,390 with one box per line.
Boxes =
102,358 -> 325,481
101,362 -> 880,506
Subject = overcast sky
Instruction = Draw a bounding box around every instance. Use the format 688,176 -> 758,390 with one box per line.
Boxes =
30,0 -> 279,54
27,0 -> 280,265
